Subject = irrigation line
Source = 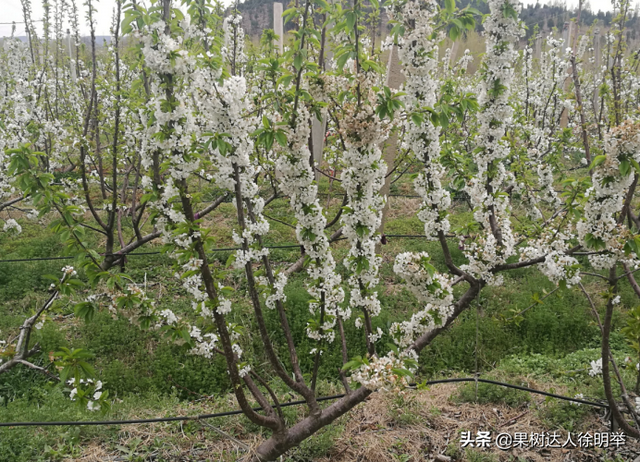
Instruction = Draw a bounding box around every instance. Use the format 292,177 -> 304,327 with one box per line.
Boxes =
0,378 -> 607,428
0,255 -> 78,263
424,378 -> 608,408
0,245 -> 302,263
315,192 -> 422,199
0,235 -> 440,264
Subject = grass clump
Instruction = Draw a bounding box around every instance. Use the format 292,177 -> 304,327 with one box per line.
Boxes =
454,381 -> 530,408
464,449 -> 499,462
537,399 -> 593,432
283,419 -> 345,461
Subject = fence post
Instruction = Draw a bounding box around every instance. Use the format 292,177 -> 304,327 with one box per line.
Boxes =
377,44 -> 405,249
560,22 -> 574,128
534,33 -> 542,61
273,3 -> 283,55
449,39 -> 459,67
67,29 -> 76,83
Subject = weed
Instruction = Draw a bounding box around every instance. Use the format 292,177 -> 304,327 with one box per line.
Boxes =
464,448 -> 498,462
445,442 -> 462,460
538,399 -> 592,432
388,392 -> 421,427
454,381 -> 530,407
284,420 -> 343,461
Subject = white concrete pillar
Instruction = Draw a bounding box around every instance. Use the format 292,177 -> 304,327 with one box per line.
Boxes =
273,3 -> 283,55
377,44 -> 405,246
449,39 -> 459,67
560,22 -> 575,128
534,33 -> 542,60
67,29 -> 76,83
593,28 -> 601,110
594,27 -> 601,69
312,117 -> 326,182
562,21 -> 570,53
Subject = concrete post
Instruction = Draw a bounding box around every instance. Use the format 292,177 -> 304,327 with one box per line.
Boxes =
377,44 -> 405,248
560,22 -> 574,128
449,39 -> 459,67
273,3 -> 283,55
594,27 -> 601,69
562,21 -> 570,54
67,29 -> 76,83
311,117 -> 326,182
593,28 -> 601,109
534,33 -> 542,60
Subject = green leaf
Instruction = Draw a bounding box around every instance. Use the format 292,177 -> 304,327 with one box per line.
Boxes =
391,367 -> 414,378
121,14 -> 135,34
451,18 -> 464,30
345,11 -> 356,32
225,253 -> 236,269
265,131 -> 274,151
274,131 -> 288,147
341,356 -> 363,372
220,286 -> 235,297
620,159 -> 631,177
78,361 -> 96,378
336,51 -> 350,70
587,155 -> 606,171
439,111 -> 449,128
278,74 -> 294,88
181,328 -> 192,345
445,0 -> 455,14
74,302 -> 95,322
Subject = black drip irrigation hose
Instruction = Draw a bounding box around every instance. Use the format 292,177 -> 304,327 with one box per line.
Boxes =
0,377 -> 607,428
426,378 -> 608,408
0,235 -> 437,264
0,252 -> 163,263
0,245 -> 303,263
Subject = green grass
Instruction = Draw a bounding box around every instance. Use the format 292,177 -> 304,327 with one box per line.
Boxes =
1,176 -> 639,460
0,217 -> 630,400
454,380 -> 531,407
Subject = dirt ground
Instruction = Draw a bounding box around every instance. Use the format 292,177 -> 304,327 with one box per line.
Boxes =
316,384 -> 638,462
75,383 -> 640,462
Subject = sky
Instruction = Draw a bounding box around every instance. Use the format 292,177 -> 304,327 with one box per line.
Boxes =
0,0 -> 627,39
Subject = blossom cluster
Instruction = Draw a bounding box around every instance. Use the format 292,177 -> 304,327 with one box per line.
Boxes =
340,97 -> 388,319
461,0 -> 523,284
133,14 -> 256,382
389,0 -> 451,240
350,350 -> 418,391
390,252 -> 455,347
275,105 -> 344,342
519,228 -> 580,288
67,379 -> 104,412
589,358 -> 603,377
578,120 -> 640,269
512,35 -> 569,220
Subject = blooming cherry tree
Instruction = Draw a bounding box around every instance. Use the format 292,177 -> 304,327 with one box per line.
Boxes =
4,0 -> 640,456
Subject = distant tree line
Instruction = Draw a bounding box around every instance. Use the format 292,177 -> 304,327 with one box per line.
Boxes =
234,0 -> 640,43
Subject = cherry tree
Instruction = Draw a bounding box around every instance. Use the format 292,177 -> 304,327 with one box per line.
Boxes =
3,0 -> 640,457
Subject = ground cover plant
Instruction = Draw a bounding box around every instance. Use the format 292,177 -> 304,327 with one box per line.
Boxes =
2,0 -> 640,459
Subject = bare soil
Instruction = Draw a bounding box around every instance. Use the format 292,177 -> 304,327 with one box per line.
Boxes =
73,383 -> 640,461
